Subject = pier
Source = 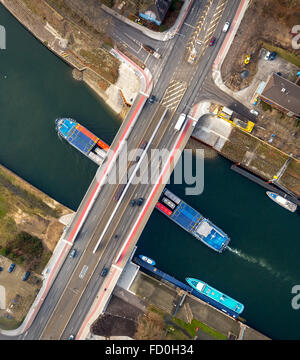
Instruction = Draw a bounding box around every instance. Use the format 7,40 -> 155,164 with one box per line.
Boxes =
231,164 -> 300,207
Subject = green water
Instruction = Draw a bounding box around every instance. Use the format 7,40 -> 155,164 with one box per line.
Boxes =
1,4 -> 300,339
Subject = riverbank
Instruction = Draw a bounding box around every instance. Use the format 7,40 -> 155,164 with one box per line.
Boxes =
0,163 -> 72,258
0,163 -> 73,330
0,0 -> 140,119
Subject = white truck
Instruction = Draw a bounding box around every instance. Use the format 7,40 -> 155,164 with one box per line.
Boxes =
174,113 -> 186,131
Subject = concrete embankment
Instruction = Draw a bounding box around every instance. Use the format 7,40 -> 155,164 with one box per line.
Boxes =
0,0 -> 140,118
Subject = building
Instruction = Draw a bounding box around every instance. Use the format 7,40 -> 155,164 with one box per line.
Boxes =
259,73 -> 300,118
139,0 -> 172,26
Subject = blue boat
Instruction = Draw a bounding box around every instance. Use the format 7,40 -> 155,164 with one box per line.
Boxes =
156,188 -> 230,252
138,255 -> 156,266
56,118 -> 109,165
186,278 -> 244,315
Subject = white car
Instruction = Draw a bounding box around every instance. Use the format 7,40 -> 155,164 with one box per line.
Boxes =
264,51 -> 271,60
223,21 -> 230,32
250,109 -> 259,116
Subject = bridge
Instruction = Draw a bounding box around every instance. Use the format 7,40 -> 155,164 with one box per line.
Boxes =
0,0 -> 245,340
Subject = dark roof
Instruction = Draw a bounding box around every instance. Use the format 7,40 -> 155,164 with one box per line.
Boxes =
143,0 -> 172,23
261,73 -> 300,115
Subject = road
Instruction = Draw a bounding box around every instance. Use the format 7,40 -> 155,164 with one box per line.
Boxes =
0,0 -> 243,340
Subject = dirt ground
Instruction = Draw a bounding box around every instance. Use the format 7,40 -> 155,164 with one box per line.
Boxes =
0,255 -> 42,330
221,0 -> 300,91
91,295 -> 143,338
0,164 -> 72,271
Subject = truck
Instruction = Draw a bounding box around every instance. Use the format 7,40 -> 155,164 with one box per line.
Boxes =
174,113 -> 186,131
142,44 -> 161,59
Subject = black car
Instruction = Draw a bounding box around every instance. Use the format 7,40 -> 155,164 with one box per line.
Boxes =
269,51 -> 277,60
101,268 -> 108,277
137,197 -> 144,206
22,271 -> 30,281
149,95 -> 155,104
131,199 -> 136,207
0,267 -> 3,272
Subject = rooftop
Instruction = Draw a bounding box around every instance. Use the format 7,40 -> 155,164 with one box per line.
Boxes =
260,73 -> 300,116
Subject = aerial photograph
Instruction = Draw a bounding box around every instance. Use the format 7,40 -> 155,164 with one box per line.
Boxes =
0,0 -> 300,348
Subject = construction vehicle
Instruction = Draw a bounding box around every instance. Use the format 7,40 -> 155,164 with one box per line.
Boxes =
244,54 -> 251,64
187,47 -> 197,64
217,106 -> 254,133
142,44 -> 161,59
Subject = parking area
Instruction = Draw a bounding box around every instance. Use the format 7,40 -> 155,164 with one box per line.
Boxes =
225,49 -> 299,107
0,256 -> 42,330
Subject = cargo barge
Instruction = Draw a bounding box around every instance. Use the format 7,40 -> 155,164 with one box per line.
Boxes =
156,188 -> 230,252
56,118 -> 109,165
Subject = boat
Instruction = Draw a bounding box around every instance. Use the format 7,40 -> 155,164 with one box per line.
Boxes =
138,255 -> 156,266
155,188 -> 230,253
186,277 -> 244,315
266,191 -> 297,212
56,118 -> 109,166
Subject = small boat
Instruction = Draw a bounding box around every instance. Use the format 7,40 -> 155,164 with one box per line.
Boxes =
138,255 -> 156,266
186,278 -> 244,315
266,191 -> 297,213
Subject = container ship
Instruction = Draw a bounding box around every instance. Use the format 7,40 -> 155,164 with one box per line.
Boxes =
266,191 -> 297,213
156,188 -> 230,252
186,277 -> 244,315
56,118 -> 109,166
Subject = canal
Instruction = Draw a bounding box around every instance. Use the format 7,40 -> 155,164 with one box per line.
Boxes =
1,4 -> 300,340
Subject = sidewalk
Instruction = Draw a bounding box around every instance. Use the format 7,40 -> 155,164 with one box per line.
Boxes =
101,0 -> 195,42
212,0 -> 250,102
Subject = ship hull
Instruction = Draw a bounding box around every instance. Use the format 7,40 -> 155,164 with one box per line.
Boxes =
186,277 -> 244,315
266,191 -> 297,212
156,188 -> 230,253
56,118 -> 109,166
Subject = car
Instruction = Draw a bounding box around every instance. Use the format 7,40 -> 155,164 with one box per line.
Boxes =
264,51 -> 271,60
223,21 -> 230,32
149,95 -> 156,104
101,267 -> 108,277
68,335 -> 75,340
269,51 -> 277,60
131,199 -> 136,207
70,249 -> 77,258
8,263 -> 15,273
140,141 -> 148,150
250,109 -> 259,116
244,54 -> 251,64
209,36 -> 216,46
22,271 -> 30,281
137,197 -> 144,206
0,267 -> 3,272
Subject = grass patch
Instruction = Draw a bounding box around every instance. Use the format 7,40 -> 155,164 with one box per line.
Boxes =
173,317 -> 227,340
0,317 -> 22,331
4,231 -> 51,273
263,42 -> 300,67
